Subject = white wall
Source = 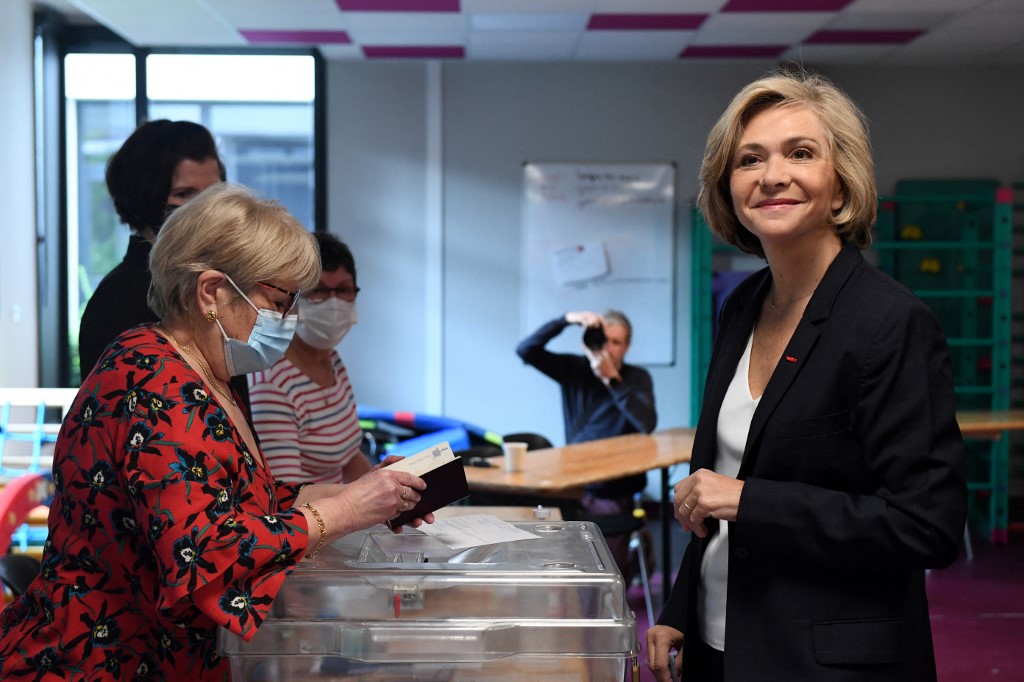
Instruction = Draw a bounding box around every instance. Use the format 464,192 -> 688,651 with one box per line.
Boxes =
825,65 -> 1024,193
325,62 -> 433,413
0,0 -> 41,387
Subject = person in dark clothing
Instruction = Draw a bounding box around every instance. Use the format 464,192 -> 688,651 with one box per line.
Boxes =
78,119 -> 226,383
646,69 -> 965,682
516,310 -> 657,577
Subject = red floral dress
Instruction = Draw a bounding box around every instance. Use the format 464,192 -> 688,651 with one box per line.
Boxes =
0,326 -> 310,680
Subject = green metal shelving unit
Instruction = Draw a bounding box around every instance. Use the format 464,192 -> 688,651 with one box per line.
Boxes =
690,182 -> 1013,542
877,181 -> 1012,543
689,202 -> 713,427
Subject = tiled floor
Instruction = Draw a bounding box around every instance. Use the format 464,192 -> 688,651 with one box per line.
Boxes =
630,516 -> 1024,681
928,531 -> 1024,681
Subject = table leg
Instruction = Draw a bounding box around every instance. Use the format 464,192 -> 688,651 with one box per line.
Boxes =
661,466 -> 671,608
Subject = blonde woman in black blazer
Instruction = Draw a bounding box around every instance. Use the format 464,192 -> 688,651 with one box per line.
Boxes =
647,69 -> 966,682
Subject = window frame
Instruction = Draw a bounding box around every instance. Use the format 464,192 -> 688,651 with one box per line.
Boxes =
34,13 -> 326,387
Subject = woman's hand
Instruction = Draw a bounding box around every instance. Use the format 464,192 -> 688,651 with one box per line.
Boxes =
646,625 -> 683,682
311,465 -> 428,541
673,469 -> 744,538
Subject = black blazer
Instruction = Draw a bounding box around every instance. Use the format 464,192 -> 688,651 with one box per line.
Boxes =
659,244 -> 966,681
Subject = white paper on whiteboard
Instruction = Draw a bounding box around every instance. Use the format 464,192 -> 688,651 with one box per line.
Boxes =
551,241 -> 609,286
522,162 -> 677,365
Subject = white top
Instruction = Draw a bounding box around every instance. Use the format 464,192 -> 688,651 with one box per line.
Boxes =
698,331 -> 758,651
249,351 -> 363,485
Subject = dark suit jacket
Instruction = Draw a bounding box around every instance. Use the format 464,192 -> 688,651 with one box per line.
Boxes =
79,235 -> 251,411
658,243 -> 966,681
79,235 -> 158,379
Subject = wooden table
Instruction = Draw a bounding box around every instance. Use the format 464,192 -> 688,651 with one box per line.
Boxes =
956,410 -> 1024,544
465,427 -> 695,603
434,505 -> 562,522
957,409 -> 1024,437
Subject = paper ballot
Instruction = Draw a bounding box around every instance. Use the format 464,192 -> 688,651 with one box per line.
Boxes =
386,442 -> 469,528
417,514 -> 540,549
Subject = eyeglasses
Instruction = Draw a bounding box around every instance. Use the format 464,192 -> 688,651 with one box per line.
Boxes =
304,285 -> 360,303
256,280 -> 301,314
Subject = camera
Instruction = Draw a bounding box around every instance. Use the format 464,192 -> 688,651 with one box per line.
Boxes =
582,324 -> 607,350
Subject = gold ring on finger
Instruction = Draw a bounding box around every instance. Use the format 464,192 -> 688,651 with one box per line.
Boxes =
682,501 -> 693,511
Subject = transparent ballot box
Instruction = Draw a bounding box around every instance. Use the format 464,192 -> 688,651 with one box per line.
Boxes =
219,520 -> 637,681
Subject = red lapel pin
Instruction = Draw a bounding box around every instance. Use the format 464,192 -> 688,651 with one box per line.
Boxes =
785,355 -> 798,363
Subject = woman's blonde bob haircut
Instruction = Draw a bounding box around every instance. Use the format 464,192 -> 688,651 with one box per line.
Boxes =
149,183 -> 320,322
697,68 -> 876,259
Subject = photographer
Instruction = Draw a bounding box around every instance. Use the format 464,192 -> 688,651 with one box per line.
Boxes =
516,310 -> 657,577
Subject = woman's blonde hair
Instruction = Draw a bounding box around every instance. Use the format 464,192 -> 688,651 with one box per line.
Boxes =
149,183 -> 320,321
697,68 -> 876,259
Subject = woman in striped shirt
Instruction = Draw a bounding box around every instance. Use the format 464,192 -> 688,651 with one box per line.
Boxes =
250,233 -> 369,485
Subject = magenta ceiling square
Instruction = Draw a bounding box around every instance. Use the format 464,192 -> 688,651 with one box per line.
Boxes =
680,45 -> 787,58
722,0 -> 853,11
806,29 -> 923,44
362,45 -> 465,58
241,30 -> 352,44
336,0 -> 459,11
587,13 -> 706,30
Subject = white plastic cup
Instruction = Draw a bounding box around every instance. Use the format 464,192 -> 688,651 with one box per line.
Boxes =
502,441 -> 528,472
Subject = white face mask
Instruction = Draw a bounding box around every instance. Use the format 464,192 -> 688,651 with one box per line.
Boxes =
218,275 -> 298,375
296,297 -> 358,350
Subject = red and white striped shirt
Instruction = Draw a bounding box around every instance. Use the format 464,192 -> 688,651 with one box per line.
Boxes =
249,352 -> 363,485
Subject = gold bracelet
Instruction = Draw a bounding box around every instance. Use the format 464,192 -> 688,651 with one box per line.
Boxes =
301,502 -> 326,559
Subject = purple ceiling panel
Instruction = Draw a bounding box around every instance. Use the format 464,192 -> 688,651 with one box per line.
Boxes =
587,13 -> 706,31
363,45 -> 465,58
241,30 -> 352,44
722,0 -> 853,10
680,45 -> 788,58
805,29 -> 924,44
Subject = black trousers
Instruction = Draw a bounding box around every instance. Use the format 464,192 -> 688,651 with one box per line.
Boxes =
684,637 -> 725,682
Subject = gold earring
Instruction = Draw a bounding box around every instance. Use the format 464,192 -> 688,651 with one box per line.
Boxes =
206,310 -> 218,322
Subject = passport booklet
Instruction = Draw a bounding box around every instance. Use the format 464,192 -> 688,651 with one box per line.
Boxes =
386,441 -> 469,528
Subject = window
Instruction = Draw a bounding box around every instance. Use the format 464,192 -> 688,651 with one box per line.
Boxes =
61,50 -> 319,383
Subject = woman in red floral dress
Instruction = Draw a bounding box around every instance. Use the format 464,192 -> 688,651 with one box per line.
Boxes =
0,184 -> 430,681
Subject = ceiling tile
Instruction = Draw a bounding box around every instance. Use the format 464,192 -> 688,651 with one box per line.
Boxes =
467,30 -> 578,60
344,12 -> 467,45
723,0 -> 853,11
593,0 -> 727,9
781,42 -> 899,64
586,14 -> 707,30
805,29 -> 924,44
58,0 -> 1024,65
824,10 -> 954,30
844,0 -> 988,11
470,13 -> 588,32
208,0 -> 346,31
336,0 -> 459,11
575,31 -> 693,60
463,0 -> 593,10
241,30 -> 352,45
693,12 -> 828,45
681,44 -> 788,59
362,45 -> 465,58
317,43 -> 364,59
69,0 -> 244,46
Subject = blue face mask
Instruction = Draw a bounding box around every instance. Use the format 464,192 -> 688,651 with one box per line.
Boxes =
217,275 -> 298,375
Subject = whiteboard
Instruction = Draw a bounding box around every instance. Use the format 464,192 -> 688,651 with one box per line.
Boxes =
522,162 -> 676,365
